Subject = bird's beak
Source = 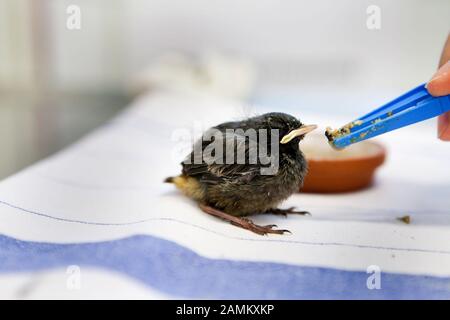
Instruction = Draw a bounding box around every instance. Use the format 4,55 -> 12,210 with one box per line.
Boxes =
280,124 -> 317,144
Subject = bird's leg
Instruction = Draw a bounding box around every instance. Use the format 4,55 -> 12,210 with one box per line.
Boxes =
199,204 -> 290,236
264,207 -> 310,217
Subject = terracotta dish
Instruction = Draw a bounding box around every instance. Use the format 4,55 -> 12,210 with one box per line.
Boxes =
300,133 -> 386,193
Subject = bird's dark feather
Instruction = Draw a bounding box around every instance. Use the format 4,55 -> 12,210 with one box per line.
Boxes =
182,129 -> 261,185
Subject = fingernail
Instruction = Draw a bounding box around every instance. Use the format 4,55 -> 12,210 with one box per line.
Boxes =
428,61 -> 450,97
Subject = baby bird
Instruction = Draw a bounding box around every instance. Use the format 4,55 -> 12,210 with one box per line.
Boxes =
165,112 -> 317,235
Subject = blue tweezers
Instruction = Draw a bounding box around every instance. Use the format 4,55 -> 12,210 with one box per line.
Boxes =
328,83 -> 450,148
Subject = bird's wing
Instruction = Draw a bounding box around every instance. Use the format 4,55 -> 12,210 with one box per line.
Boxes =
182,129 -> 262,184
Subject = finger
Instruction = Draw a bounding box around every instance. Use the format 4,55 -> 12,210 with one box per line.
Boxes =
434,34 -> 450,140
427,61 -> 450,97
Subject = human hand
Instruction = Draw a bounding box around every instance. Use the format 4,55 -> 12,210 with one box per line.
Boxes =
427,34 -> 450,140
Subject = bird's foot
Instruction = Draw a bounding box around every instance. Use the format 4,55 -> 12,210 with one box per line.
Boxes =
231,219 -> 291,236
265,207 -> 310,217
199,204 -> 290,236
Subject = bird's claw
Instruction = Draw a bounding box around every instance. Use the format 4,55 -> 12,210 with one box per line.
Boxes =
266,207 -> 310,217
231,219 -> 290,235
285,206 -> 310,215
247,221 -> 291,236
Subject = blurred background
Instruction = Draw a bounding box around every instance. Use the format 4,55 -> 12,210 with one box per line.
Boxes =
0,0 -> 449,179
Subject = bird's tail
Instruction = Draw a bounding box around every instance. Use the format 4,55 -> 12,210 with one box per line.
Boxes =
164,176 -> 175,183
164,175 -> 204,201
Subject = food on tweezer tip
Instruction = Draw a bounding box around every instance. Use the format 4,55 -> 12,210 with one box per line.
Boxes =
325,120 -> 363,142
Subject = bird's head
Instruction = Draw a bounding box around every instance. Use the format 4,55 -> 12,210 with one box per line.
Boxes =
259,112 -> 317,148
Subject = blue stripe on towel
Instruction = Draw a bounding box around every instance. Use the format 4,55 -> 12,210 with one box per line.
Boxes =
0,234 -> 449,299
